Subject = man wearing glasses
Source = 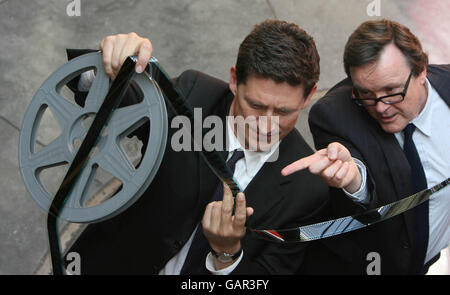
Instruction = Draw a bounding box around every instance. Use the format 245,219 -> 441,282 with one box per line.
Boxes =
284,19 -> 449,274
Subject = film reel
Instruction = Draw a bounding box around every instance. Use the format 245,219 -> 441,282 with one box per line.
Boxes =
18,52 -> 168,223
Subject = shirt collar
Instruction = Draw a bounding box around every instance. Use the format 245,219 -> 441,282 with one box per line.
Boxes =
410,78 -> 435,137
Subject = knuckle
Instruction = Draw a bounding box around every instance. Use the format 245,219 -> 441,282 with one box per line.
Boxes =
218,229 -> 227,238
235,215 -> 245,224
143,39 -> 152,50
222,206 -> 232,215
309,166 -> 318,174
104,35 -> 113,43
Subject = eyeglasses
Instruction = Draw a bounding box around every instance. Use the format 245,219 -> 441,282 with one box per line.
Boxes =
352,71 -> 413,107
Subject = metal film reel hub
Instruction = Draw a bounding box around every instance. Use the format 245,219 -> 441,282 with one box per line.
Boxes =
19,52 -> 168,223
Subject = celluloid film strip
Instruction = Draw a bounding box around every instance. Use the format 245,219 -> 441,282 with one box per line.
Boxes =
251,178 -> 449,242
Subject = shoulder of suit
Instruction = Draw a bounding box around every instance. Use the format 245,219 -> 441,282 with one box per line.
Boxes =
175,69 -> 229,99
309,76 -> 355,124
428,64 -> 450,74
174,70 -> 231,110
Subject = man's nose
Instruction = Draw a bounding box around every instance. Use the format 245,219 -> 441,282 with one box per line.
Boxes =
374,100 -> 390,113
258,115 -> 279,133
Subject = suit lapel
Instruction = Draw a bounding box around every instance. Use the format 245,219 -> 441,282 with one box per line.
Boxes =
368,122 -> 415,243
244,158 -> 292,227
242,133 -> 297,228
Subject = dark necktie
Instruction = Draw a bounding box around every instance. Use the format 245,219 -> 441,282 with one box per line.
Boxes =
402,123 -> 429,273
180,150 -> 245,274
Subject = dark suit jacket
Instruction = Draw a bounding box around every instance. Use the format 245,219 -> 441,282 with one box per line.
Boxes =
301,65 -> 450,274
64,50 -> 336,274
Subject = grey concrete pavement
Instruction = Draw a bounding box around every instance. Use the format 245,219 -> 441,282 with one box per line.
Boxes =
1,0 -> 448,274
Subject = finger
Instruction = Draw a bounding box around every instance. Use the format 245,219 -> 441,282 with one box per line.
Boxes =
136,40 -> 152,73
202,202 -> 214,231
210,201 -> 222,233
327,142 -> 339,160
281,149 -> 326,176
321,159 -> 342,179
328,142 -> 351,162
233,193 -> 247,228
101,37 -> 114,79
221,183 -> 234,225
118,38 -> 140,73
308,155 -> 333,175
246,207 -> 254,217
111,36 -> 126,76
334,161 -> 349,182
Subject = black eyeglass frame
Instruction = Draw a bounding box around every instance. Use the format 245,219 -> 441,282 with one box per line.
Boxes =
352,70 -> 413,107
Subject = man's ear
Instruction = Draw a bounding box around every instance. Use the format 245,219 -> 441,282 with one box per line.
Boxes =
419,67 -> 427,85
229,66 -> 238,95
301,84 -> 317,110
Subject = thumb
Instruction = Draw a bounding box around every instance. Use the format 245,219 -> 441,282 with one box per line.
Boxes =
328,142 -> 351,162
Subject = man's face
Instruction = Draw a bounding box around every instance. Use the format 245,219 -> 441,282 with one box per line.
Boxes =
228,66 -> 315,151
350,43 -> 428,134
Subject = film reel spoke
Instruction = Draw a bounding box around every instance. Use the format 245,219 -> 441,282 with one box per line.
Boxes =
47,89 -> 82,129
96,144 -> 135,184
66,163 -> 95,209
29,136 -> 69,170
109,102 -> 149,136
83,69 -> 109,111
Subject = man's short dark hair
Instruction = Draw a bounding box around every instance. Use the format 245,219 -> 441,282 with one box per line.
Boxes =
235,19 -> 320,97
344,19 -> 428,78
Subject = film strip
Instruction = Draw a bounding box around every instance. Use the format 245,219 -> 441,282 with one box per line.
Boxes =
251,178 -> 449,242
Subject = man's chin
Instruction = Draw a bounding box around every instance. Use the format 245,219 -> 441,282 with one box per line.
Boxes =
243,138 -> 279,152
379,120 -> 406,134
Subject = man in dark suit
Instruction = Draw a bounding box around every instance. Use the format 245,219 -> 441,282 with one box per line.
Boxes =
285,19 -> 449,274
65,20 -> 365,274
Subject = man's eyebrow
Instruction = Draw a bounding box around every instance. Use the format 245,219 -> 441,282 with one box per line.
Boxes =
244,95 -> 267,107
352,83 -> 369,92
380,83 -> 403,90
275,106 -> 296,113
353,82 -> 403,92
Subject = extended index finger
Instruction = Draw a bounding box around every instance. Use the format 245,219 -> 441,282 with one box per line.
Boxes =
281,149 -> 327,176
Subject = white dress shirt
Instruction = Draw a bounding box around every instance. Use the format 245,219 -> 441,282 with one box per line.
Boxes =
393,79 -> 450,263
